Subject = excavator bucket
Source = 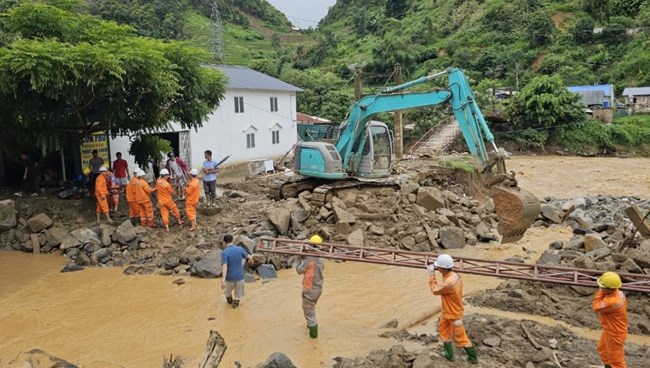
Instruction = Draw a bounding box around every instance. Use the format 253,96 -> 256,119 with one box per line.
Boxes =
489,186 -> 541,243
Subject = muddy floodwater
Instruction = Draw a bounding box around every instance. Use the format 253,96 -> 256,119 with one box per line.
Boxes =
1,156 -> 650,367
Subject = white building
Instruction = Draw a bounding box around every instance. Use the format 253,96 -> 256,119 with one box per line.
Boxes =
109,65 -> 302,172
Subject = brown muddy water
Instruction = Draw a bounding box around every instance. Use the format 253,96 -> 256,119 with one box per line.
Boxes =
2,156 -> 650,367
0,227 -> 567,367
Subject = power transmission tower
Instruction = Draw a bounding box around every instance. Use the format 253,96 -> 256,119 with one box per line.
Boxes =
210,1 -> 225,61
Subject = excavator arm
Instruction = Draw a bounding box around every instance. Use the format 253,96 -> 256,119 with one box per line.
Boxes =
287,67 -> 540,243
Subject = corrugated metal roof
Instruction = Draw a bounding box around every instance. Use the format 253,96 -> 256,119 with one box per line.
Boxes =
567,84 -> 614,97
623,87 -> 650,96
205,64 -> 303,92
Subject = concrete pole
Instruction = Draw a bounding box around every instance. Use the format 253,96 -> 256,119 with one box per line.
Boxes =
354,66 -> 362,101
393,64 -> 403,159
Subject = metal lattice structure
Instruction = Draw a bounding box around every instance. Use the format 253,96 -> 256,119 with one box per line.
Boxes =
210,1 -> 225,61
256,238 -> 650,293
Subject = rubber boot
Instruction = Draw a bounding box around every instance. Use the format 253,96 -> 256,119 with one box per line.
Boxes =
441,342 -> 455,362
464,346 -> 478,364
604,365 -> 612,368
308,324 -> 318,338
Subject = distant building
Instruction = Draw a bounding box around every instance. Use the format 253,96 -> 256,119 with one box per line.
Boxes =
622,87 -> 650,112
567,84 -> 615,108
109,65 -> 303,172
296,112 -> 331,124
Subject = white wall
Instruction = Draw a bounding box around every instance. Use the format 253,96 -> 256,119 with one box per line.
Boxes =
108,88 -> 298,174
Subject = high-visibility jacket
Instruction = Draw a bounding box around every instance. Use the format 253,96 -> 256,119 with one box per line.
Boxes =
95,174 -> 108,198
126,176 -> 139,202
156,178 -> 174,203
185,177 -> 200,205
593,289 -> 628,339
135,178 -> 153,203
430,271 -> 464,320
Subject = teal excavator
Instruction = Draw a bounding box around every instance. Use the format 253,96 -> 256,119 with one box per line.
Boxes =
275,67 -> 540,243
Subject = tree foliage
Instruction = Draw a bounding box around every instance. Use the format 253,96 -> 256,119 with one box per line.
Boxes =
0,0 -> 227,151
505,75 -> 586,129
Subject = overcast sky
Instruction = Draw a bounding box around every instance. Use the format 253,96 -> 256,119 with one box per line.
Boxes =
266,0 -> 336,29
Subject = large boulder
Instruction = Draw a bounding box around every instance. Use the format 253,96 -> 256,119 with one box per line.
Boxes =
114,220 -> 136,245
0,199 -> 17,232
439,226 -> 465,249
193,250 -> 222,278
416,187 -> 445,211
346,228 -> 365,247
267,208 -> 291,235
584,234 -> 607,252
70,228 -> 100,244
256,352 -> 297,368
46,227 -> 69,247
27,213 -> 53,233
333,205 -> 357,224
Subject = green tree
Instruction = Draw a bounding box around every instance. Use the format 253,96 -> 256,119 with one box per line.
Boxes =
527,11 -> 554,47
0,1 -> 226,151
570,17 -> 595,44
505,75 -> 586,130
385,0 -> 408,20
583,0 -> 610,23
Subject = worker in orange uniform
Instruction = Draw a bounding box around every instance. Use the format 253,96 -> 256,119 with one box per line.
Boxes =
593,272 -> 628,368
125,169 -> 141,225
95,166 -> 113,224
428,254 -> 478,364
296,235 -> 325,339
135,170 -> 156,227
156,169 -> 183,232
185,168 -> 200,231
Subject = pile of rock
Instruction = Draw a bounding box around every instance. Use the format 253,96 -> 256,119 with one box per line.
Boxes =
532,195 -> 650,274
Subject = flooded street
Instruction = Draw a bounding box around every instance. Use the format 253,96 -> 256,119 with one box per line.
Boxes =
1,155 -> 650,367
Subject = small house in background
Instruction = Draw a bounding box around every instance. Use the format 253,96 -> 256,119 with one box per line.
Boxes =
567,84 -> 615,108
296,112 -> 338,142
109,65 -> 302,173
622,87 -> 650,112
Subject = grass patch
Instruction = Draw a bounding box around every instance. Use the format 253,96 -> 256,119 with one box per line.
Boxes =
438,157 -> 477,173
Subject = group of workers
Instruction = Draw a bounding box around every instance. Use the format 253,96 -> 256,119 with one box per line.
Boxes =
92,149 -> 222,231
243,235 -> 628,367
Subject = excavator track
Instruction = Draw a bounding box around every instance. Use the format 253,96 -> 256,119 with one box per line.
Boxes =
269,177 -> 400,207
310,180 -> 401,207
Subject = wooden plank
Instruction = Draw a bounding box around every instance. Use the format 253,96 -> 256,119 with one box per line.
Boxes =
624,205 -> 650,237
198,330 -> 227,368
31,234 -> 41,254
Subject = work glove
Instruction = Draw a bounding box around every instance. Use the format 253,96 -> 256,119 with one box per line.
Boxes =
426,264 -> 435,274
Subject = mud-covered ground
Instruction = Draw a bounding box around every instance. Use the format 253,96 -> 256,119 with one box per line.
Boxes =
2,155 -> 650,367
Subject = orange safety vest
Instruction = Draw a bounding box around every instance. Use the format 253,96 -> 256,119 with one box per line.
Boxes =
593,289 -> 628,338
126,176 -> 139,202
95,174 -> 108,197
185,177 -> 200,205
430,271 -> 464,320
135,177 -> 153,203
156,178 -> 174,203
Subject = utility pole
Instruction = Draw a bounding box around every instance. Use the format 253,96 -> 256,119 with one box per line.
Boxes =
354,66 -> 362,101
393,64 -> 403,159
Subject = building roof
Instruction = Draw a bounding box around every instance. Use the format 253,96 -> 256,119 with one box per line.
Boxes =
296,112 -> 332,124
206,65 -> 303,92
622,87 -> 650,96
567,84 -> 614,98
575,90 -> 606,106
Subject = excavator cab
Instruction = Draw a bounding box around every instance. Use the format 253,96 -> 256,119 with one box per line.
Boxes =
357,121 -> 393,178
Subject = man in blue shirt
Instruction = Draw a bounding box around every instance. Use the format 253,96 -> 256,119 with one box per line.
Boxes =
202,150 -> 219,207
221,234 -> 253,309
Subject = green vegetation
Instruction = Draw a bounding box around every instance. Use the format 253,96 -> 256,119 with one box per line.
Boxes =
0,0 -> 226,153
2,0 -> 650,160
438,157 -> 477,173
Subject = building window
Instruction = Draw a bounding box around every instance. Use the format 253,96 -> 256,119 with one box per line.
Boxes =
246,133 -> 256,148
234,96 -> 244,113
271,130 -> 280,144
270,97 -> 278,112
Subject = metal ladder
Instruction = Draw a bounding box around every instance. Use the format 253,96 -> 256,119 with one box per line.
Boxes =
256,238 -> 650,293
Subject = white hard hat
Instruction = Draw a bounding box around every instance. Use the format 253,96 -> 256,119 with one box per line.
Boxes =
159,168 -> 170,176
190,168 -> 198,176
99,166 -> 107,172
137,171 -> 146,177
434,254 -> 454,269
133,169 -> 140,175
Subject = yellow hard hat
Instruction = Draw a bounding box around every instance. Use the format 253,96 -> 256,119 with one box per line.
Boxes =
597,272 -> 622,289
82,167 -> 90,175
309,235 -> 323,244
